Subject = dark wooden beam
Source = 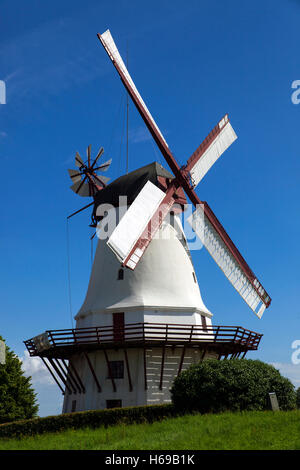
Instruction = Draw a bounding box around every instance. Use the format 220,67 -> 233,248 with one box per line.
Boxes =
48,358 -> 72,394
201,347 -> 207,361
69,358 -> 86,393
103,349 -> 116,392
55,358 -> 77,394
124,349 -> 133,392
200,348 -> 207,362
159,346 -> 166,391
62,359 -> 83,394
41,357 -> 65,395
177,346 -> 185,376
143,347 -> 147,390
84,352 -> 102,393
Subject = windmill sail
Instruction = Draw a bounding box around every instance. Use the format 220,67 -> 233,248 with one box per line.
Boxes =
98,30 -> 171,154
107,181 -> 174,270
75,152 -> 84,168
71,180 -> 91,197
94,159 -> 112,172
92,174 -> 110,186
186,115 -> 237,188
187,204 -> 271,318
93,147 -> 105,167
68,169 -> 81,183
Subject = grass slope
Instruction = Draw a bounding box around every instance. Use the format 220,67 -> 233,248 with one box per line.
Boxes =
0,410 -> 299,450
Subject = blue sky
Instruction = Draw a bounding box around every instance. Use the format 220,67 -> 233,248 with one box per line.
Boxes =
0,0 -> 299,417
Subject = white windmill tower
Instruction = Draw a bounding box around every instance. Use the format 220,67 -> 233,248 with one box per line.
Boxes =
24,30 -> 271,414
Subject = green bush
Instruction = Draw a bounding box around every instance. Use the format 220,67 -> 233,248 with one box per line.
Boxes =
170,359 -> 296,413
0,336 -> 38,424
296,388 -> 300,409
0,403 -> 180,439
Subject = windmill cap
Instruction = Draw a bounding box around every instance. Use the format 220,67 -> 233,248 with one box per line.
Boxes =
93,161 -> 186,221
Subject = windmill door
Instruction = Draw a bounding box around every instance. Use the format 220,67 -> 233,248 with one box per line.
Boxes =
113,312 -> 124,342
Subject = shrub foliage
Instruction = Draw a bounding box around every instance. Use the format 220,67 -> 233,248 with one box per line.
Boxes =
170,359 -> 296,413
0,336 -> 38,424
0,403 -> 179,439
296,387 -> 300,409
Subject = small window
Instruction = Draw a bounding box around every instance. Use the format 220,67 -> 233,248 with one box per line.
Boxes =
192,272 -> 197,283
71,400 -> 76,412
201,315 -> 208,332
118,268 -> 124,280
108,360 -> 124,379
106,400 -> 122,409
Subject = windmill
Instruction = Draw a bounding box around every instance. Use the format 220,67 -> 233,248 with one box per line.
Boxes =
24,29 -> 271,413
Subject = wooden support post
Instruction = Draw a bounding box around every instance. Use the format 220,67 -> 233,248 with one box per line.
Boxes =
84,352 -> 101,392
54,358 -> 77,394
124,349 -> 133,392
41,357 -> 65,395
159,345 -> 166,390
48,358 -> 72,394
103,349 -> 116,392
201,347 -> 207,361
69,359 -> 86,393
177,346 -> 185,376
62,359 -> 83,394
143,347 -> 147,390
233,327 -> 239,343
214,326 -> 220,342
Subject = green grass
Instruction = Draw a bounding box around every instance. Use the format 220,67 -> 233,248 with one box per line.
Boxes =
0,410 -> 300,450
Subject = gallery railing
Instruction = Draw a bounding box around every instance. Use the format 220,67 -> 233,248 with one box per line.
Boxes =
24,323 -> 262,356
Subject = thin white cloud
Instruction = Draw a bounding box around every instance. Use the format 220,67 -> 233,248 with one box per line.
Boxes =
129,126 -> 152,144
0,16 -> 107,103
20,350 -> 54,386
269,362 -> 300,387
19,350 -> 64,417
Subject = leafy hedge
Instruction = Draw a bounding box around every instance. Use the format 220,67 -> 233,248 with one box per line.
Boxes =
296,387 -> 300,409
0,336 -> 38,424
171,359 -> 296,413
0,403 -> 179,439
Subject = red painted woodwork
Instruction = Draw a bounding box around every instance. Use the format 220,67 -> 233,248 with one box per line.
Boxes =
113,312 -> 124,342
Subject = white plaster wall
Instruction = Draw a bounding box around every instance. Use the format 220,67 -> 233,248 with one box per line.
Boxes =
62,346 -> 219,413
75,214 -> 211,329
76,309 -> 212,329
62,348 -> 146,413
